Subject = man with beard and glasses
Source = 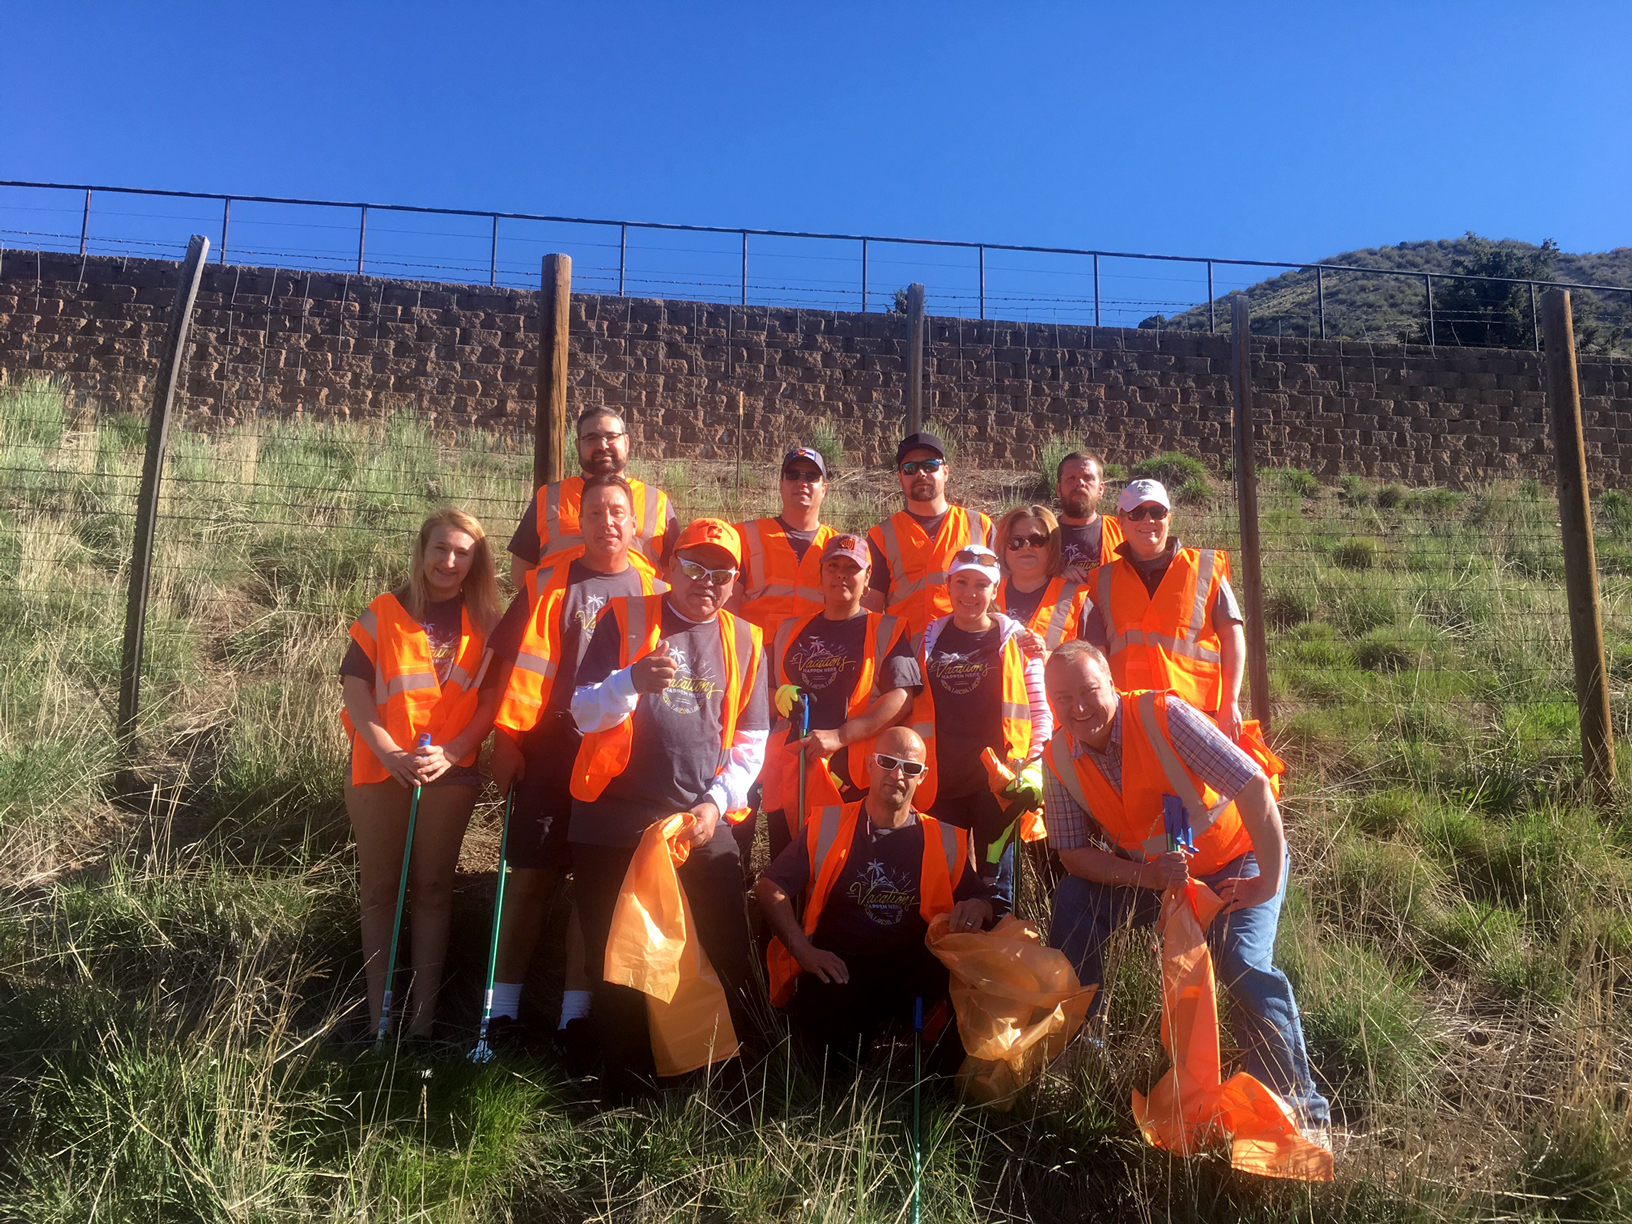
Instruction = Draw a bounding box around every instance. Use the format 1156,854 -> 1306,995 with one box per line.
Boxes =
507,406 -> 677,587
863,431 -> 995,637
1054,450 -> 1123,583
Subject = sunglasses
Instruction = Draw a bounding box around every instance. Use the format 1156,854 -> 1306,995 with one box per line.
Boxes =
1007,534 -> 1049,550
782,467 -> 823,483
898,458 -> 945,476
873,753 -> 927,778
677,559 -> 737,586
953,547 -> 998,566
1124,504 -> 1170,521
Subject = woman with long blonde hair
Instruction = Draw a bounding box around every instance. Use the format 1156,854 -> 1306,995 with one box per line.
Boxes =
340,507 -> 503,1039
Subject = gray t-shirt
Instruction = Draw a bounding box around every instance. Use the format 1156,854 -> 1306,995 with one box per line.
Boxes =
570,605 -> 769,847
488,561 -> 652,708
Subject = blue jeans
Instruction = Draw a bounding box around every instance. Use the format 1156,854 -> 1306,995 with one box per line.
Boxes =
1049,850 -> 1330,1127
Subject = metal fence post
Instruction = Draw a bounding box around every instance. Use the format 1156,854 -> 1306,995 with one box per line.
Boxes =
535,254 -> 572,489
979,246 -> 986,320
619,223 -> 627,296
489,215 -> 499,286
79,189 -> 91,256
1207,261 -> 1215,333
860,238 -> 869,312
906,282 -> 926,435
1316,265 -> 1326,339
357,205 -> 368,275
116,234 -> 210,783
1093,254 -> 1100,327
1230,294 -> 1271,730
740,232 -> 748,307
1542,288 -> 1616,799
1531,282 -> 1540,350
1425,273 -> 1436,344
219,199 -> 230,265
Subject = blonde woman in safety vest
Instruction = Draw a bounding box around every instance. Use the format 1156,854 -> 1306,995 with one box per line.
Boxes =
1085,478 -> 1248,742
504,406 -> 675,588
340,508 -> 503,1039
994,504 -> 1093,657
912,544 -> 1051,910
863,431 -> 995,636
1040,640 -> 1330,1142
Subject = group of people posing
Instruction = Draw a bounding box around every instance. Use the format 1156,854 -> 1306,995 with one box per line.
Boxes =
338,406 -> 1330,1135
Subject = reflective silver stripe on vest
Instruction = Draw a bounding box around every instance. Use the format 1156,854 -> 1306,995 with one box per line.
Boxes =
876,518 -> 916,601
383,671 -> 438,702
1108,627 -> 1221,663
513,651 -> 556,680
929,817 -> 961,877
446,664 -> 476,691
541,483 -> 585,555
639,486 -> 662,552
1134,691 -> 1230,835
1000,701 -> 1031,722
1046,734 -> 1091,814
811,804 -> 846,872
742,523 -> 767,600
1096,565 -> 1117,648
1187,550 -> 1216,644
869,614 -> 901,698
356,607 -> 379,644
1043,584 -> 1078,651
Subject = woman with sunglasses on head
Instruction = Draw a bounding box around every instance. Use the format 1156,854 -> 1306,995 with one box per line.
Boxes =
1084,479 -> 1249,742
995,504 -> 1094,658
340,508 -> 504,1040
909,545 -> 1052,910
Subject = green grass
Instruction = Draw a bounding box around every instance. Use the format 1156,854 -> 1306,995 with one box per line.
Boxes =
6,378 -> 1632,1220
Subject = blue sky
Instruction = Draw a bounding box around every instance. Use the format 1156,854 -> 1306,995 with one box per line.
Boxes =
3,3 -> 1627,322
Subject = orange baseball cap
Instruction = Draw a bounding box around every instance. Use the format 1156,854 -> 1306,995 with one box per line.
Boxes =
672,517 -> 743,566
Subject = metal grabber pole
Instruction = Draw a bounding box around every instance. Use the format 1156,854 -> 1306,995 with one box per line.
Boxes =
378,732 -> 432,1046
471,786 -> 516,1063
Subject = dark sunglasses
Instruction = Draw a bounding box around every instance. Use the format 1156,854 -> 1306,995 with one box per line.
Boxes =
953,547 -> 997,566
782,467 -> 823,483
677,559 -> 737,586
874,753 -> 927,778
898,458 -> 945,476
1124,504 -> 1170,521
1007,534 -> 1049,550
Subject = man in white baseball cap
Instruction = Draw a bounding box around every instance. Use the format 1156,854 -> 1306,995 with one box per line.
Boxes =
1082,478 -> 1248,741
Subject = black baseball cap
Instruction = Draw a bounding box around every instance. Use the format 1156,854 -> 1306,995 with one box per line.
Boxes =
781,446 -> 827,478
895,431 -> 946,466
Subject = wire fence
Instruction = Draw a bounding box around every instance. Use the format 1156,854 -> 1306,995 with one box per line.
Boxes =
4,180 -> 1631,350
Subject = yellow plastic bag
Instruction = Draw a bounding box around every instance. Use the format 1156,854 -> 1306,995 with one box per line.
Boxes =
926,914 -> 1097,1108
604,814 -> 741,1077
1131,880 -> 1333,1181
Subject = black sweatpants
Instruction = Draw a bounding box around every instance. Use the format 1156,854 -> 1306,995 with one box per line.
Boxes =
572,828 -> 755,1097
787,947 -> 964,1072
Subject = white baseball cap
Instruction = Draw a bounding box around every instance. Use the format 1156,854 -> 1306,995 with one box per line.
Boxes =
1117,479 -> 1172,514
947,544 -> 1001,585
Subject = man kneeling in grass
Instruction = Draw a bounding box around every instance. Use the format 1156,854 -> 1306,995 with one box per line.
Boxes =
1042,640 -> 1332,1140
755,725 -> 999,1068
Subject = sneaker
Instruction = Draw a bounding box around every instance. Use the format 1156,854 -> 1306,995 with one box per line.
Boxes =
554,1016 -> 599,1080
482,1014 -> 531,1052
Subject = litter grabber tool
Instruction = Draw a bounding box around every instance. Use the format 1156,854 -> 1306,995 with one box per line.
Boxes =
470,785 -> 515,1064
377,731 -> 432,1046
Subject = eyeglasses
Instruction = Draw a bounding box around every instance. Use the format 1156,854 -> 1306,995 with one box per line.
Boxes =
782,467 -> 823,483
1007,534 -> 1049,550
1124,504 -> 1170,521
898,458 -> 945,476
677,559 -> 737,586
953,547 -> 998,566
578,430 -> 627,446
873,753 -> 927,778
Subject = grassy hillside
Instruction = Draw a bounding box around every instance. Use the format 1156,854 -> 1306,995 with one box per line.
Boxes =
1162,237 -> 1632,352
4,383 -> 1632,1220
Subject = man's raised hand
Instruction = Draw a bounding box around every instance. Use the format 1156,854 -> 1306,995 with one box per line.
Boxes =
631,639 -> 680,693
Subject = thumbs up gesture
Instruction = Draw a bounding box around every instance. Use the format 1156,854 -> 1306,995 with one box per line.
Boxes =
631,638 -> 680,694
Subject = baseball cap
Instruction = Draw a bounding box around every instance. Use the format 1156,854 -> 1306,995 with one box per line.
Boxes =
673,517 -> 743,566
947,544 -> 1001,585
781,446 -> 827,478
895,431 -> 947,466
1117,479 -> 1172,514
820,532 -> 870,568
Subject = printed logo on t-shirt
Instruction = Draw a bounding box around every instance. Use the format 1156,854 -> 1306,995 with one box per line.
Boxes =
928,649 -> 991,696
845,859 -> 916,926
574,590 -> 607,635
661,644 -> 724,714
1061,540 -> 1093,570
786,636 -> 852,692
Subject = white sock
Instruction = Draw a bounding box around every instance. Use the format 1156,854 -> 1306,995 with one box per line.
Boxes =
489,982 -> 523,1020
558,989 -> 593,1029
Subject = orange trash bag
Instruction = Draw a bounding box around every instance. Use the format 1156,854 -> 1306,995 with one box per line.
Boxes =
926,913 -> 1097,1108
1132,880 -> 1332,1181
603,813 -> 741,1077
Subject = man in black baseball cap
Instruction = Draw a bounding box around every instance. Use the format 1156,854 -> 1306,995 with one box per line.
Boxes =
864,431 -> 995,636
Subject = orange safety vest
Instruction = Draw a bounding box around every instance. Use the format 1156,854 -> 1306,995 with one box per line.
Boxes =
341,592 -> 490,785
569,594 -> 764,804
733,518 -> 838,637
1042,690 -> 1254,877
997,575 -> 1091,652
767,800 -> 968,1006
494,561 -> 662,736
1095,546 -> 1229,712
531,475 -> 671,572
867,505 -> 993,636
761,610 -> 909,824
1099,513 -> 1125,564
911,615 -> 1035,811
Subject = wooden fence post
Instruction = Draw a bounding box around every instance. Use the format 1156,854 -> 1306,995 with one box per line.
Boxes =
1542,288 -> 1616,798
117,233 -> 210,786
906,283 -> 925,435
1230,294 -> 1272,731
534,254 -> 572,489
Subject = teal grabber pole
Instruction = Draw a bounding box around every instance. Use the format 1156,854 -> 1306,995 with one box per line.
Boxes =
470,786 -> 515,1063
912,995 -> 924,1224
377,731 -> 432,1047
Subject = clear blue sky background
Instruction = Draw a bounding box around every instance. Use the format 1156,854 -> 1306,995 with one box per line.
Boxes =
3,2 -> 1627,318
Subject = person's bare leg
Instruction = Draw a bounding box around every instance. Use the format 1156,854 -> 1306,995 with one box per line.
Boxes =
345,778 -> 411,1033
494,868 -> 555,985
404,785 -> 478,1038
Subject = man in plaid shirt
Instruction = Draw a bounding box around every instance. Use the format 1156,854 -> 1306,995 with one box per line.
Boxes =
1041,640 -> 1329,1133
